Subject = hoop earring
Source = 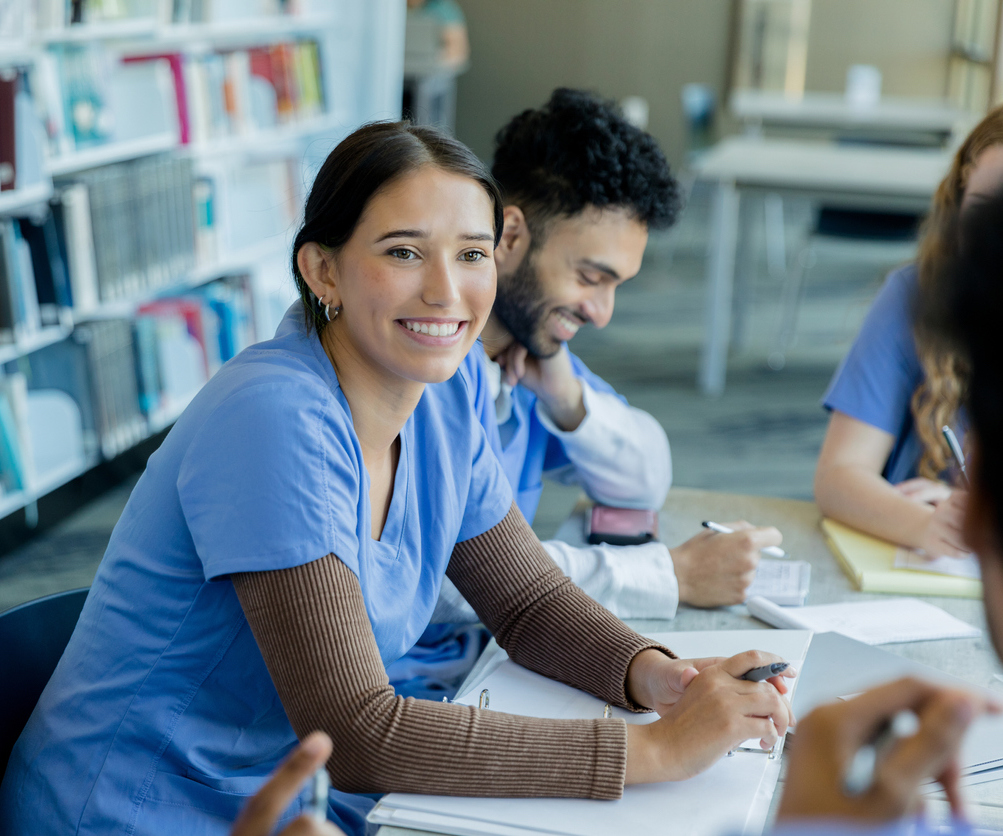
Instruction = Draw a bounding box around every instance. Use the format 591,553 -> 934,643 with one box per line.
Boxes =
324,303 -> 331,321
330,305 -> 341,320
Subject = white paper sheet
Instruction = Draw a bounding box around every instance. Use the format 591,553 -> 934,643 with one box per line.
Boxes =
894,548 -> 981,580
747,597 -> 980,645
370,630 -> 812,836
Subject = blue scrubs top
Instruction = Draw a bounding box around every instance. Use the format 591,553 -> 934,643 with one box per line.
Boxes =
461,343 -> 626,523
385,344 -> 626,701
822,264 -> 965,484
0,305 -> 512,836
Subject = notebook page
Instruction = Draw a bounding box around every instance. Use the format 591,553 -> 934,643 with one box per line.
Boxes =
747,597 -> 979,645
894,548 -> 981,580
746,559 -> 810,605
372,631 -> 812,836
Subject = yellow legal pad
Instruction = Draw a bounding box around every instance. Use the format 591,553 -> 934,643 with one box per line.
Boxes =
821,518 -> 982,599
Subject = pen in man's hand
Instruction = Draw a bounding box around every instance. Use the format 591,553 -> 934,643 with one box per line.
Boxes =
702,521 -> 788,559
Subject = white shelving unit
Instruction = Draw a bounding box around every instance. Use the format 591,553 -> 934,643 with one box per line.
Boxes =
0,182 -> 54,216
0,0 -> 406,523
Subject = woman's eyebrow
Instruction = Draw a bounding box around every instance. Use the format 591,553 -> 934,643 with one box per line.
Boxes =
376,228 -> 428,242
461,232 -> 495,242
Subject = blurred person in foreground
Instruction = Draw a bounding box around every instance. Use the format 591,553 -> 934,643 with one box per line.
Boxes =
775,189 -> 1003,832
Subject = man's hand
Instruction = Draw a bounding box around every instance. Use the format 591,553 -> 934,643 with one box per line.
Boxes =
231,731 -> 344,836
671,521 -> 783,608
919,489 -> 971,558
625,650 -> 796,784
779,678 -> 997,823
495,342 -> 586,431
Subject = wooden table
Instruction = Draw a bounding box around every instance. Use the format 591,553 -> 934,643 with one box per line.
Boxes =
691,136 -> 953,396
378,488 -> 1003,834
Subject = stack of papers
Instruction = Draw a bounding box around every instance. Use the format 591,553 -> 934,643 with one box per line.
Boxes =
370,630 -> 813,836
746,596 -> 980,645
822,519 -> 982,598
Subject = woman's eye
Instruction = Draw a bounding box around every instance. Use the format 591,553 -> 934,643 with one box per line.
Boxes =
578,272 -> 599,286
388,248 -> 416,260
460,250 -> 486,262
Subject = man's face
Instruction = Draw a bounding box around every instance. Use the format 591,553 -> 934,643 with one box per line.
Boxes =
493,207 -> 648,358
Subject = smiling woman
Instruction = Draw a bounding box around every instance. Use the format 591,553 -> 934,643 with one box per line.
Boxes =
1,122 -> 794,836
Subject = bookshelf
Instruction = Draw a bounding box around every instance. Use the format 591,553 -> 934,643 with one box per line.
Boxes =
0,0 -> 407,523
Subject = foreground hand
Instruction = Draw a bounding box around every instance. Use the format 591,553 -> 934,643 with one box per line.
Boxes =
495,342 -> 586,431
672,521 -> 783,607
626,650 -> 796,784
896,477 -> 953,506
919,490 -> 970,558
231,731 -> 344,836
778,678 -> 997,823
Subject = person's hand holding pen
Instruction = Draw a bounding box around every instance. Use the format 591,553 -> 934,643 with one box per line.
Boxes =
230,731 -> 344,836
778,678 -> 999,823
623,649 -> 795,784
671,520 -> 785,608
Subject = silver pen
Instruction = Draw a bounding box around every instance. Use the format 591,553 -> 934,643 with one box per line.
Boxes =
702,521 -> 788,559
843,710 -> 919,796
942,425 -> 970,488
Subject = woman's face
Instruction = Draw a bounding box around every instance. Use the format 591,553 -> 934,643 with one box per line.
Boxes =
329,165 -> 497,385
962,144 -> 1003,211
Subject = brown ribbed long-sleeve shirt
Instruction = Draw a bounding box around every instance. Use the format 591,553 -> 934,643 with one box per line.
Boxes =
232,503 -> 674,800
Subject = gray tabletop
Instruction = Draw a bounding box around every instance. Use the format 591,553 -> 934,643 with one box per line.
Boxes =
378,487 -> 1003,834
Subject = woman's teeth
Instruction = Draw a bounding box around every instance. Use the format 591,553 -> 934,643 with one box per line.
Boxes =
403,321 -> 460,337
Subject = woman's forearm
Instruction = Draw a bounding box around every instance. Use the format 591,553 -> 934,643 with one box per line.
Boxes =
233,556 -> 627,800
815,463 -> 933,549
447,504 -> 675,711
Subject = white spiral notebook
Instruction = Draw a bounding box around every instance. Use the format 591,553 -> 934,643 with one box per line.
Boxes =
369,630 -> 813,836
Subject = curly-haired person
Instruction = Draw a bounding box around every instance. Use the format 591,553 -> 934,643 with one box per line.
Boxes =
388,90 -> 787,702
815,106 -> 1003,560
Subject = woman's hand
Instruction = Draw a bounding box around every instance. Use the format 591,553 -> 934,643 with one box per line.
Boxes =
919,489 -> 971,558
778,678 -> 996,823
231,731 -> 344,836
625,650 -> 795,784
895,477 -> 954,506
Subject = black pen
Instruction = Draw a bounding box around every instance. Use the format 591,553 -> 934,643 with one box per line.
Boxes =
741,661 -> 789,681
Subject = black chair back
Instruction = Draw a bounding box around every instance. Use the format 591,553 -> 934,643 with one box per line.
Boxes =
0,588 -> 88,778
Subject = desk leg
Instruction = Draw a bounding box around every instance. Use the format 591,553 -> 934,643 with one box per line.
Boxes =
698,180 -> 740,396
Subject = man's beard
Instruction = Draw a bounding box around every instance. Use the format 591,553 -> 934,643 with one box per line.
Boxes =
492,251 -> 562,359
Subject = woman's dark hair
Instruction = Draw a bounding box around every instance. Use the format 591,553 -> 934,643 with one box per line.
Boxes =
292,121 -> 504,334
491,88 -> 681,237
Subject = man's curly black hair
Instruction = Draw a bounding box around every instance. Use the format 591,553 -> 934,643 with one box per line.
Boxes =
491,88 -> 681,235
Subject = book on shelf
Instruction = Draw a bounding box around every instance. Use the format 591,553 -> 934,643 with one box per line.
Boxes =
135,274 -> 255,415
0,372 -> 33,495
0,64 -> 47,193
51,154 -> 197,306
0,218 -> 44,343
127,40 -> 325,145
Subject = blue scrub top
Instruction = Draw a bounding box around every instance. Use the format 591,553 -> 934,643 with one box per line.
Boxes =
0,305 -> 512,836
822,264 -> 964,484
460,343 -> 626,523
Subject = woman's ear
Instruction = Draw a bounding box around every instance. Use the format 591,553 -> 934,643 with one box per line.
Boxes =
297,243 -> 341,307
494,205 -> 531,274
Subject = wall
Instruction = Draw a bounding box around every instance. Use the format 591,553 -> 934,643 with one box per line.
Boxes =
452,0 -> 956,170
453,0 -> 733,168
804,0 -> 954,97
